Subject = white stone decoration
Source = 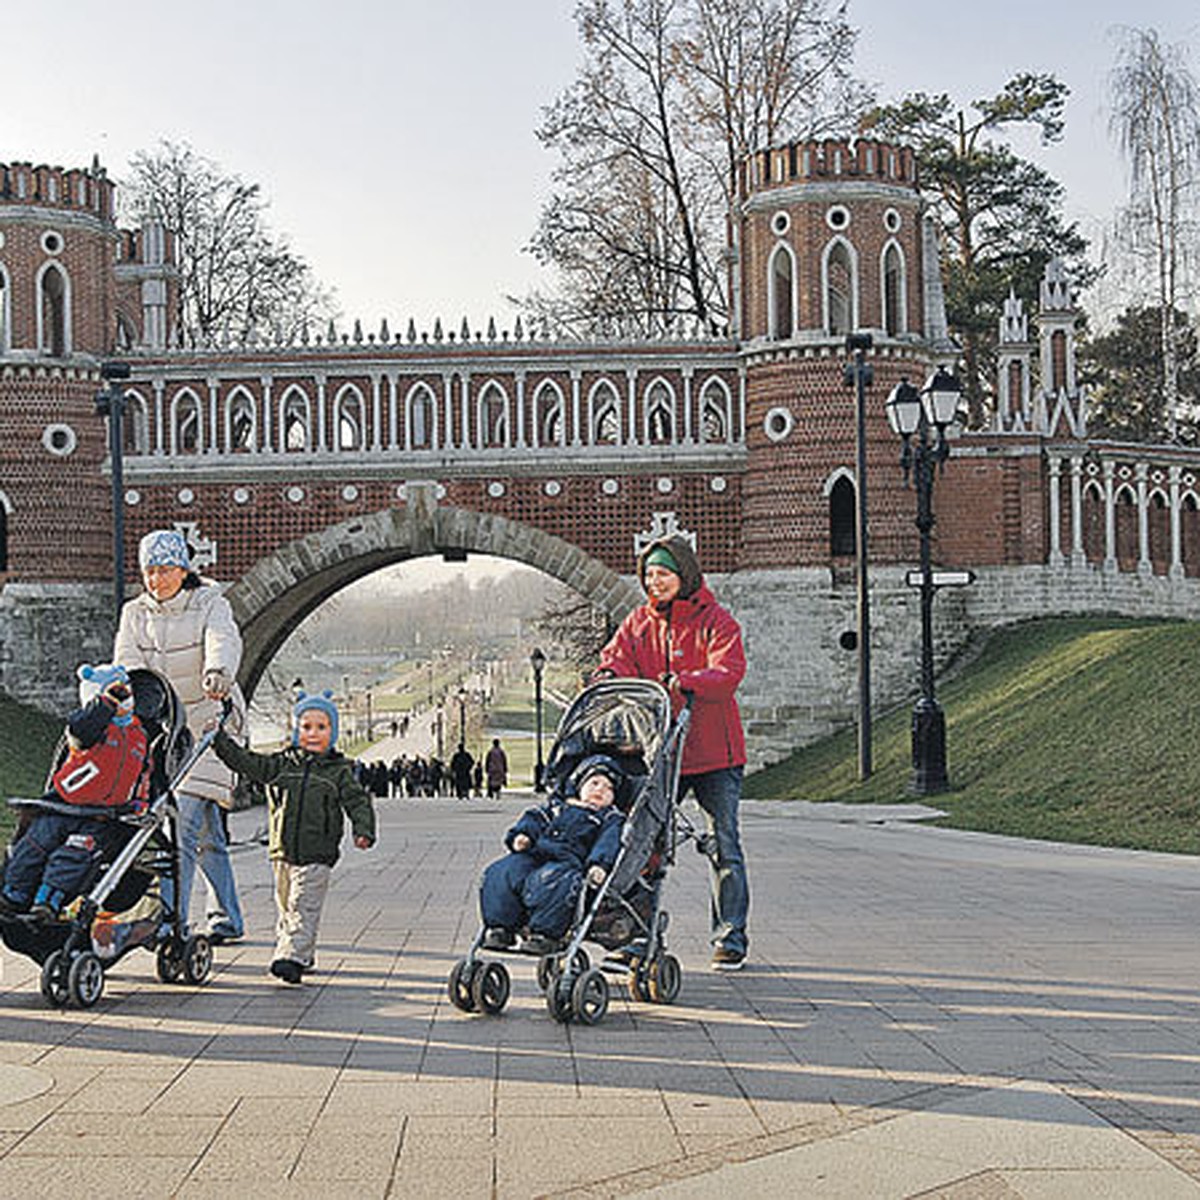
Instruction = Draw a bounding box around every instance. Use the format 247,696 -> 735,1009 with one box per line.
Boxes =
395,483 -> 408,501
884,208 -> 902,232
41,423 -> 76,457
0,231 -> 5,251
602,479 -> 619,496
656,477 -> 673,494
40,230 -> 63,255
342,484 -> 359,502
233,487 -> 250,505
763,406 -> 794,442
771,211 -> 791,236
178,487 -> 195,506
825,205 -> 850,231
710,476 -> 727,493
634,511 -> 696,559
435,483 -> 447,500
488,481 -> 506,498
124,489 -> 140,506
544,480 -> 562,497
173,520 -> 216,570
286,485 -> 305,503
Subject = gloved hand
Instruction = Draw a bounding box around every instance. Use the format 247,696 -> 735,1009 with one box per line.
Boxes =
586,864 -> 607,887
202,669 -> 231,700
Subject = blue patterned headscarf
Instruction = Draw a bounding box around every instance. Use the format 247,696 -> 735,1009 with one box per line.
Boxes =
138,529 -> 190,571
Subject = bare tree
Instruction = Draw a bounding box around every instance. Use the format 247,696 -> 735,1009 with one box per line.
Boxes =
122,141 -> 335,347
1108,28 -> 1200,441
525,0 -> 864,336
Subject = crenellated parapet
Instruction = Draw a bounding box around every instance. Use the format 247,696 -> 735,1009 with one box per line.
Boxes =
0,160 -> 116,224
741,138 -> 918,196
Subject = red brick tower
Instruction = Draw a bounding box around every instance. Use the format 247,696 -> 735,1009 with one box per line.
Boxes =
737,138 -> 946,571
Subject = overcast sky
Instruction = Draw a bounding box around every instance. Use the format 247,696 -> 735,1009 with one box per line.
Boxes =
6,0 -> 1198,330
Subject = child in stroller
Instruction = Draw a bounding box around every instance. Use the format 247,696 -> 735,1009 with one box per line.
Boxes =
479,754 -> 626,956
1,664 -> 229,1008
0,664 -> 149,921
449,678 -> 693,1025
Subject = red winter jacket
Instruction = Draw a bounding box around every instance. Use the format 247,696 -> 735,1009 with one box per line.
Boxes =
597,581 -> 747,776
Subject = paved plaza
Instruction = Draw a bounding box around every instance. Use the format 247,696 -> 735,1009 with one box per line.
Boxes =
3,794 -> 1200,1197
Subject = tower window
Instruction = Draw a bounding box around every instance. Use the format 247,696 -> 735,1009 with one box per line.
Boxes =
39,264 -> 68,356
883,244 -> 905,336
830,476 -> 856,556
826,242 -> 854,337
770,246 -> 794,341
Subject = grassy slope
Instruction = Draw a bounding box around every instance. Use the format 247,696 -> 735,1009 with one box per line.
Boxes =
0,697 -> 62,839
744,616 -> 1200,854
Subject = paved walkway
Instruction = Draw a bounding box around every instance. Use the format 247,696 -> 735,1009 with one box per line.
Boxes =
3,796 -> 1200,1197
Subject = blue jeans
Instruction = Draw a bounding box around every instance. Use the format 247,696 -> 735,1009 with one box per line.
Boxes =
166,792 -> 244,937
681,766 -> 749,955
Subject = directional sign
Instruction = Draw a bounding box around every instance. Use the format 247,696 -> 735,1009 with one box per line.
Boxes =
905,569 -> 976,588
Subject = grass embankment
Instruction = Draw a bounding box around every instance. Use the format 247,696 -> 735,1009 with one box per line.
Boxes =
744,616 -> 1200,855
0,697 -> 62,839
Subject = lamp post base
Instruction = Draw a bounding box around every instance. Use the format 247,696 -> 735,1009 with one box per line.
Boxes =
910,697 -> 948,795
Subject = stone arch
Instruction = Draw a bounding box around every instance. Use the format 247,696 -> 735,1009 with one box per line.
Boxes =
226,492 -> 642,700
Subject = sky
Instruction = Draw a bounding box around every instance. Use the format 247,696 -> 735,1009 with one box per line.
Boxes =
6,0 -> 1198,334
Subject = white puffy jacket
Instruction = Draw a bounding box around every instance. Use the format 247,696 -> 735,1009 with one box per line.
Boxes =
113,578 -> 246,807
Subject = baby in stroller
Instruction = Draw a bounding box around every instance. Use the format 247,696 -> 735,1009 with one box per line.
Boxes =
0,663 -> 149,921
479,754 -> 626,955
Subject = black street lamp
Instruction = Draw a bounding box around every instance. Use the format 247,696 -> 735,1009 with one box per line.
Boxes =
886,368 -> 963,796
92,360 -> 132,619
456,686 -> 468,745
842,332 -> 874,781
530,647 -> 547,792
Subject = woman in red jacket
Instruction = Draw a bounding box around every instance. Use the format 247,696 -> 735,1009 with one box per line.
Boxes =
596,534 -> 749,970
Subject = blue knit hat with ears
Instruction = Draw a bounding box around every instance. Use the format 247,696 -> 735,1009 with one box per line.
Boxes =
293,689 -> 339,747
77,663 -> 135,726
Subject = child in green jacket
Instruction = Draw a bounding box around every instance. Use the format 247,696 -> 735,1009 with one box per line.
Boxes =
213,690 -> 375,984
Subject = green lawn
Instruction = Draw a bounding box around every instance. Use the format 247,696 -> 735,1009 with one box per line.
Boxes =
745,616 -> 1200,854
0,697 -> 63,839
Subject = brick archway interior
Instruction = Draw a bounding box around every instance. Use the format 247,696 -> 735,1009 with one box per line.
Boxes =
226,490 -> 642,698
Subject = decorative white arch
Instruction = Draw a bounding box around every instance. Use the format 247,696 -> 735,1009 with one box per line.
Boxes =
880,239 -> 908,335
404,382 -> 438,450
225,385 -> 257,453
531,379 -> 565,448
0,262 -> 11,353
476,380 -> 510,449
35,259 -> 72,355
767,243 -> 797,340
123,388 -> 151,455
168,386 -> 204,455
697,375 -> 733,443
279,384 -> 312,452
587,378 -> 621,445
821,236 -> 859,336
642,376 -> 676,445
333,382 -> 367,452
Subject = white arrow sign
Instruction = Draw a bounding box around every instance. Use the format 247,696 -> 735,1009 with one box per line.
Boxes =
905,569 -> 976,588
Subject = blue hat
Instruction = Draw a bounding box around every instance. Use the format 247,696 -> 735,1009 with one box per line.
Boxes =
77,663 -> 135,726
293,689 -> 339,747
572,754 -> 622,791
139,529 -> 190,571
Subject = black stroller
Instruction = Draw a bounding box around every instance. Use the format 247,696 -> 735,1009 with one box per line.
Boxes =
0,668 -> 231,1008
449,678 -> 699,1025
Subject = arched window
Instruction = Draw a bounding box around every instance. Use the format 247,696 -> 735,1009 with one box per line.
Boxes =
882,242 -> 905,335
478,382 -> 509,448
0,491 -> 10,572
38,262 -> 69,356
829,475 -> 856,556
1148,489 -> 1170,575
644,379 -> 674,445
1115,484 -> 1137,569
0,267 -> 9,353
170,388 -> 203,454
589,380 -> 621,445
1182,493 -> 1200,578
1082,480 -> 1105,563
123,390 -> 151,455
227,389 -> 255,452
824,239 -> 856,337
699,378 -> 732,443
280,386 -> 311,452
406,383 -> 436,450
769,245 -> 794,340
533,380 -> 564,447
334,385 -> 366,451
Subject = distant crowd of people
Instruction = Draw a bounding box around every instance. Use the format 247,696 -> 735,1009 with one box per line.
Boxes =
354,737 -> 507,801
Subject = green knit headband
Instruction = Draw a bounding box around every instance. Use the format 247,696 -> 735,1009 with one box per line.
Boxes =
645,547 -> 680,574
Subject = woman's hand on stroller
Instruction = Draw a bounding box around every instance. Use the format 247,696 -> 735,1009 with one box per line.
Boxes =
586,864 -> 607,887
353,835 -> 373,850
203,668 -> 232,700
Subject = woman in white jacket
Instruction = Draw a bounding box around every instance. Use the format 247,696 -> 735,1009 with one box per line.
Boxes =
113,529 -> 246,942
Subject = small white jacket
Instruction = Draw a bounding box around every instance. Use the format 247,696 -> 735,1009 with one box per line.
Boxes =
113,578 -> 246,806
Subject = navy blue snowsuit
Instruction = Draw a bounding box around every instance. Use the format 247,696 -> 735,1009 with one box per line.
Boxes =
480,800 -> 623,938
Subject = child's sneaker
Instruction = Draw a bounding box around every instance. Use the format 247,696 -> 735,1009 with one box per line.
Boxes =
482,927 -> 516,950
269,958 -> 302,984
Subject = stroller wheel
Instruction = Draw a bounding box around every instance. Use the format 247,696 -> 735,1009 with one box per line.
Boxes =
156,942 -> 184,984
39,950 -> 69,1007
68,951 -> 105,1008
448,959 -> 481,1011
647,953 -> 682,1004
545,963 -> 575,1023
571,968 -> 610,1025
471,962 -> 511,1015
182,935 -> 214,985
